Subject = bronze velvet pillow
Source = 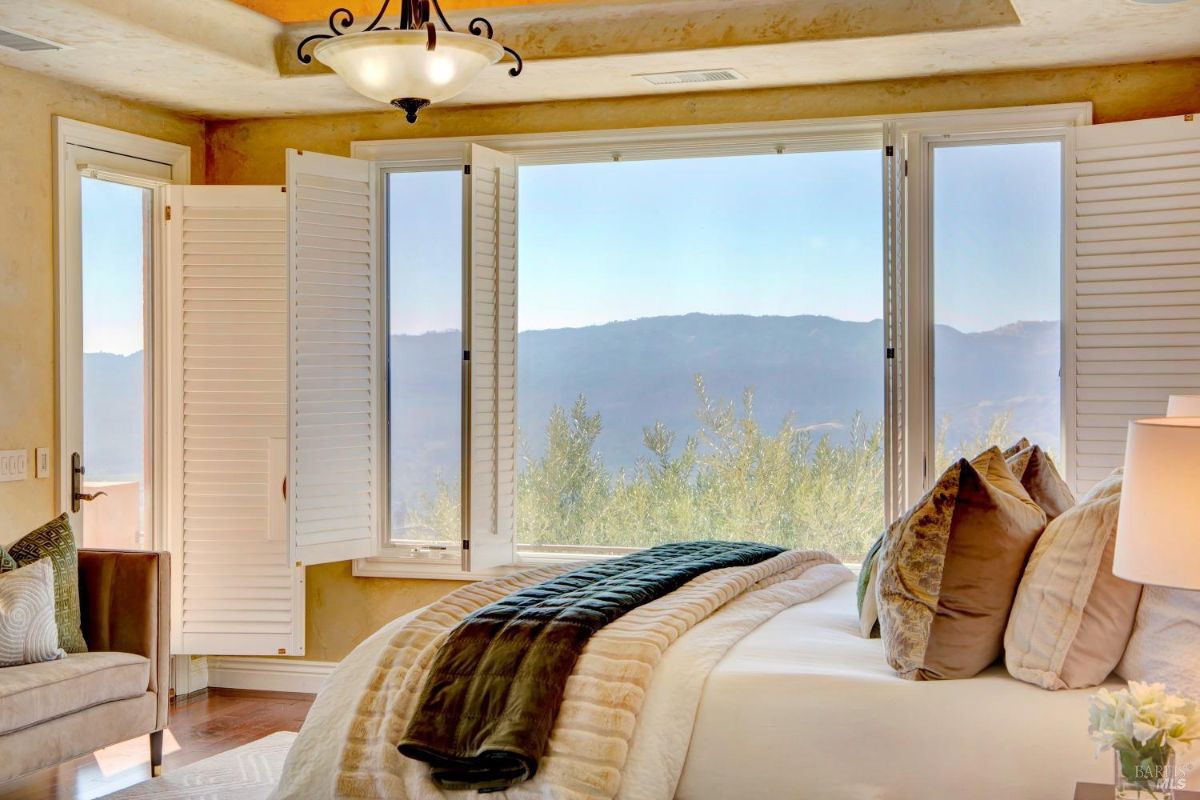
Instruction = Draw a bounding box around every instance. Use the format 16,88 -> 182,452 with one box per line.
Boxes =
3,514 -> 87,653
877,447 -> 1048,680
1006,444 -> 1075,522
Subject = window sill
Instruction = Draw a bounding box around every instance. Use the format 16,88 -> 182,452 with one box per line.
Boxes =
351,545 -> 607,581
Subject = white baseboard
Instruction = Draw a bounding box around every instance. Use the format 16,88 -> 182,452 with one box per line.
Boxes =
206,656 -> 336,695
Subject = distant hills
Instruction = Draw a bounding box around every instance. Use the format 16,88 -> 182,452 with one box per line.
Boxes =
84,314 -> 1061,495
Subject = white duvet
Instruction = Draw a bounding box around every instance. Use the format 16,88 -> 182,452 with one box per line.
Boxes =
274,579 -> 1172,800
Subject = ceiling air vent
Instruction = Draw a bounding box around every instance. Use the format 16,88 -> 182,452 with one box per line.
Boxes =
636,68 -> 745,86
0,27 -> 66,53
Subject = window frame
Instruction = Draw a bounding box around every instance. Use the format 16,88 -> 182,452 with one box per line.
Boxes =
354,103 -> 1090,580
54,118 -> 192,551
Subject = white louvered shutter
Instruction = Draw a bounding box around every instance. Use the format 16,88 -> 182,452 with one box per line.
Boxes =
287,149 -> 381,565
1068,113 -> 1200,494
463,144 -> 518,571
165,185 -> 304,656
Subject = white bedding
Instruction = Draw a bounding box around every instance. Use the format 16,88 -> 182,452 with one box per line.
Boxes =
678,580 -> 1123,800
277,578 -> 1183,800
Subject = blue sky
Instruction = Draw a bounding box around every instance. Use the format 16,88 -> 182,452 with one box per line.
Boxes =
81,177 -> 148,356
83,142 -> 1063,353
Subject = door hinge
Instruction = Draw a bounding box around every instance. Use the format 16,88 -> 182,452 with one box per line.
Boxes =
886,347 -> 895,359
462,539 -> 470,551
903,160 -> 909,177
463,349 -> 471,361
464,164 -> 472,175
164,205 -> 172,221
885,145 -> 894,157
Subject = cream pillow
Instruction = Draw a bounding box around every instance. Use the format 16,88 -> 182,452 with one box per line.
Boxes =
1005,471 -> 1141,690
0,559 -> 66,667
1118,586 -> 1200,700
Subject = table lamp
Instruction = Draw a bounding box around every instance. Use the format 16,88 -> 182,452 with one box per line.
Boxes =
1167,395 -> 1200,417
1113,416 -> 1200,590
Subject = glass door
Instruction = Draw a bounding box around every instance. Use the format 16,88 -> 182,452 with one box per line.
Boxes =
930,140 -> 1064,471
63,145 -> 169,548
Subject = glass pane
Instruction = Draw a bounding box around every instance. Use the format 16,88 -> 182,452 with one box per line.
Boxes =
81,177 -> 152,549
387,170 -> 462,545
517,150 -> 884,561
932,141 -> 1062,471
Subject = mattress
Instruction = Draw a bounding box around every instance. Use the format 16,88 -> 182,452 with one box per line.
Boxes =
676,580 -> 1124,800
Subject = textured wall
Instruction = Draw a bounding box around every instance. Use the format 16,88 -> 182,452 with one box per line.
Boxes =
0,63 -> 204,542
205,57 -> 1200,664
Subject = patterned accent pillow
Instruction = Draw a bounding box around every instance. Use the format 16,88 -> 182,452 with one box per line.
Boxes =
1006,444 -> 1076,522
1002,438 -> 1032,459
4,515 -> 87,653
0,547 -> 15,572
856,532 -> 884,638
877,447 -> 1048,680
0,559 -> 66,666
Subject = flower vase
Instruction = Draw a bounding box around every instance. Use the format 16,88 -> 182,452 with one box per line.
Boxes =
1114,746 -> 1177,800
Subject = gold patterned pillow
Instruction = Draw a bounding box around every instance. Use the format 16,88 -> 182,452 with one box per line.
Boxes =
877,447 -> 1047,680
3,514 -> 87,653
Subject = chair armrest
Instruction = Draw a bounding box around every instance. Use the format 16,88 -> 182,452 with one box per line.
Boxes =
78,549 -> 171,729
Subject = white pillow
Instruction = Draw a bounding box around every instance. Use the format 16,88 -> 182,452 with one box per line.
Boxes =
1117,585 -> 1200,700
0,558 -> 66,667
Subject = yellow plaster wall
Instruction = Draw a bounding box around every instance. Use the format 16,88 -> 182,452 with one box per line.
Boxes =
0,63 -> 205,543
206,57 -> 1200,664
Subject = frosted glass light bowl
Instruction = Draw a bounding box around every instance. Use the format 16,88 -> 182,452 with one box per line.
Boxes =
314,29 -> 503,107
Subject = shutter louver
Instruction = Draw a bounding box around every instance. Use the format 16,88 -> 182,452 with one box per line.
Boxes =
287,149 -> 380,565
1069,114 -> 1200,494
167,185 -> 303,656
463,144 -> 519,571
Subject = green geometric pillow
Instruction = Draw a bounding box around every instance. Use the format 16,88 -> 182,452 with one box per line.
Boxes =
4,514 -> 87,653
0,546 -> 15,572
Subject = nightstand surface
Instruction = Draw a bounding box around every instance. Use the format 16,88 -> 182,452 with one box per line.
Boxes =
1076,782 -> 1200,799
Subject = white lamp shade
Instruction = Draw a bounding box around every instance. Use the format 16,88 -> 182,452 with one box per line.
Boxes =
1167,394 -> 1200,417
314,30 -> 503,105
1113,416 -> 1200,589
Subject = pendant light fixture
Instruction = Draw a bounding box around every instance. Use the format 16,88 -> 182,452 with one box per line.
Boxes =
298,0 -> 523,123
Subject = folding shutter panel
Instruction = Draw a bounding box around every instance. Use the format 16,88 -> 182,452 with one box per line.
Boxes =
463,144 -> 518,571
166,185 -> 303,656
1069,114 -> 1200,494
287,149 -> 381,565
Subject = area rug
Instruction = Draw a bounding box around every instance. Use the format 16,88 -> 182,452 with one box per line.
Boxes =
102,731 -> 295,799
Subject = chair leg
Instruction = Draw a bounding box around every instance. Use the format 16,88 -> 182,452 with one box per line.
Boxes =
150,729 -> 164,777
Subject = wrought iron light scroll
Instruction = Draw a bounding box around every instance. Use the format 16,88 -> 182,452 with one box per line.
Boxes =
297,0 -> 523,122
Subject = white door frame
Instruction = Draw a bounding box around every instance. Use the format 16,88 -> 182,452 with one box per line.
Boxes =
54,118 -> 191,548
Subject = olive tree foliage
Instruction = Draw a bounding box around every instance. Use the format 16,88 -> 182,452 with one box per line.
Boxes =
404,375 -> 1018,561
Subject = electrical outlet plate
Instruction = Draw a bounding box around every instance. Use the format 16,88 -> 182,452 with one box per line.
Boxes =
0,450 -> 28,482
35,448 -> 49,479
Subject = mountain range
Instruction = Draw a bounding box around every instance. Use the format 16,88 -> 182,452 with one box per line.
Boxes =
84,314 -> 1061,496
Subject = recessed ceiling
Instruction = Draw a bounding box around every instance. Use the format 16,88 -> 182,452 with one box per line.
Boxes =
0,0 -> 1198,120
229,0 -> 581,24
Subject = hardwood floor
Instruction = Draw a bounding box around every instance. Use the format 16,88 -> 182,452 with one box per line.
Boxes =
0,688 -> 314,800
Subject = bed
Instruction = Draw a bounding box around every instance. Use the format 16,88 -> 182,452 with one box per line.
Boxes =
273,572 -> 1179,800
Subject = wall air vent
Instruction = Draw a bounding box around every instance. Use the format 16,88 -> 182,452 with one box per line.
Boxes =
636,68 -> 745,86
0,27 -> 66,53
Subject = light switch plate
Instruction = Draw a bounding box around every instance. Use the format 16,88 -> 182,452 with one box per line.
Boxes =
0,450 -> 28,482
35,448 -> 49,479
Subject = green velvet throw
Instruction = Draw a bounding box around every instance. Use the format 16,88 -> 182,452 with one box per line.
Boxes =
398,540 -> 785,791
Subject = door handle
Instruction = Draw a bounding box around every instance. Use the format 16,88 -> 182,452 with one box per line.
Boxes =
70,452 -> 107,512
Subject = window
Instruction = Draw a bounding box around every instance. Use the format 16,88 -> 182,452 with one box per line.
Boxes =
355,105 -> 1089,578
386,169 -> 463,553
516,151 -> 884,561
80,176 -> 154,548
931,141 -> 1063,470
